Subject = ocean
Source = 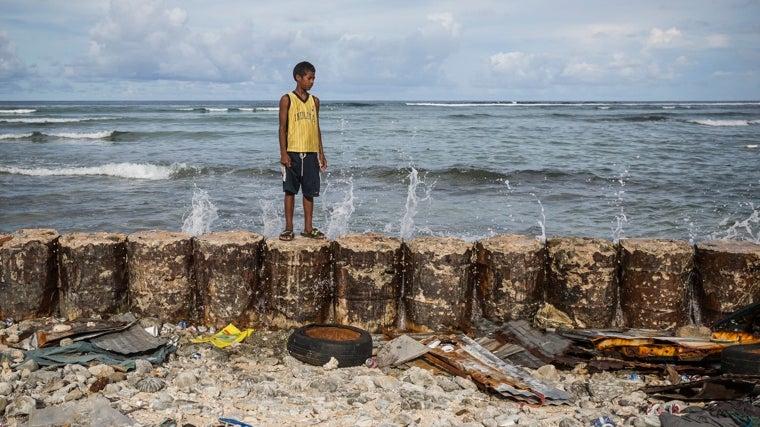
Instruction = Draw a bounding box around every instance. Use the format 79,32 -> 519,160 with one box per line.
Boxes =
1,100 -> 758,243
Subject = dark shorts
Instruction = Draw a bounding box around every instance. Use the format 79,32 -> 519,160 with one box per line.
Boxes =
282,152 -> 321,197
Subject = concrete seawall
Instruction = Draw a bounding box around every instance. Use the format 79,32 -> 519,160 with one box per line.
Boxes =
1,228 -> 758,333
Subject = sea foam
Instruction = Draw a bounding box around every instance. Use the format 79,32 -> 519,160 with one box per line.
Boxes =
48,131 -> 114,139
0,109 -> 36,114
689,119 -> 760,127
0,162 -> 185,180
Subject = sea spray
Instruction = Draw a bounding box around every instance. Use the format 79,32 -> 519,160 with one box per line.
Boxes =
398,167 -> 434,240
181,186 -> 219,236
325,177 -> 355,240
531,194 -> 547,243
611,169 -> 629,243
259,199 -> 283,238
711,202 -> 759,243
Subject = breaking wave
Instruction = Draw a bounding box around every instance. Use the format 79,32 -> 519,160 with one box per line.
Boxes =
0,162 -> 196,180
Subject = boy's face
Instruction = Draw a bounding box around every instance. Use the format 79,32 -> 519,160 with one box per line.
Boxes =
296,71 -> 315,91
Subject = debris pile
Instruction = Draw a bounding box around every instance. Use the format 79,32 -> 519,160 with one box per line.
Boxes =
0,303 -> 758,426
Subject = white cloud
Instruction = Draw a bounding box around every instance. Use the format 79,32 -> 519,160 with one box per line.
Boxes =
705,34 -> 729,48
0,31 -> 27,80
645,27 -> 683,49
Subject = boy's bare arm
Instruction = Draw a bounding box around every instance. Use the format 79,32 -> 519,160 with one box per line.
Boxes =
315,96 -> 327,171
278,94 -> 291,167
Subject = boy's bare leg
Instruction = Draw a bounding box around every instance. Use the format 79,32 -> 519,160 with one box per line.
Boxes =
284,192 -> 295,231
303,195 -> 314,232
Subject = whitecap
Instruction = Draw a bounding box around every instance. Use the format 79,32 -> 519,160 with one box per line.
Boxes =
689,119 -> 752,127
0,117 -> 113,124
47,131 -> 114,139
0,162 -> 180,180
0,109 -> 36,114
0,132 -> 33,140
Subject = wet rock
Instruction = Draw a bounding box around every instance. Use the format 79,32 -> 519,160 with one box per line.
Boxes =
476,234 -> 547,322
57,232 -> 128,320
0,228 -> 59,321
547,237 -> 618,328
620,238 -> 694,329
127,230 -> 194,322
193,230 -> 263,329
262,237 -> 332,329
333,233 -> 403,332
695,239 -> 760,324
403,236 -> 474,332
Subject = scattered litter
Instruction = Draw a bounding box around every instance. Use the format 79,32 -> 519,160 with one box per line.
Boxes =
219,417 -> 252,427
419,334 -> 571,405
375,334 -> 429,368
191,323 -> 253,348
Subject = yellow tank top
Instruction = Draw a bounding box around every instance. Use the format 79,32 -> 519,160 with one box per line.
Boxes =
286,92 -> 319,152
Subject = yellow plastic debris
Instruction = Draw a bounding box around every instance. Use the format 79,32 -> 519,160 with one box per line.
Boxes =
191,323 -> 253,348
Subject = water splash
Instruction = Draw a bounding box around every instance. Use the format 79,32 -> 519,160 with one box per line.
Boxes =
710,202 -> 759,243
531,193 -> 546,243
259,199 -> 283,238
399,167 -> 434,240
181,186 -> 218,236
325,177 -> 355,239
611,169 -> 628,243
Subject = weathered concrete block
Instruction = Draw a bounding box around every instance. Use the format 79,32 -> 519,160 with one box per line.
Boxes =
333,233 -> 402,333
547,237 -> 618,328
58,232 -> 128,320
262,237 -> 332,330
695,240 -> 760,325
126,230 -> 194,322
620,238 -> 694,329
0,229 -> 59,321
193,231 -> 263,329
475,234 -> 546,323
403,236 -> 474,332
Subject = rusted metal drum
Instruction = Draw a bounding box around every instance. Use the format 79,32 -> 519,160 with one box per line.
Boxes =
475,234 -> 546,323
547,237 -> 618,328
695,240 -> 760,325
193,231 -> 263,329
619,238 -> 694,329
403,236 -> 474,332
262,237 -> 333,330
126,230 -> 194,322
333,233 -> 402,333
0,229 -> 59,321
58,232 -> 128,320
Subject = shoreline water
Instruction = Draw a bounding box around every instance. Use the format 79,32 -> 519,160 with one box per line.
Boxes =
1,100 -> 759,243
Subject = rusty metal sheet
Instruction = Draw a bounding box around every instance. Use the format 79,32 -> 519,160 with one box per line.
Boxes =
420,334 -> 570,405
495,320 -> 574,367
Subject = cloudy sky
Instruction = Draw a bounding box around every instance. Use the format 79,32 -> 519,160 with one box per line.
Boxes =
1,0 -> 758,101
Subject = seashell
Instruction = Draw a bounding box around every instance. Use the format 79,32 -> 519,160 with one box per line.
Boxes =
135,377 -> 166,393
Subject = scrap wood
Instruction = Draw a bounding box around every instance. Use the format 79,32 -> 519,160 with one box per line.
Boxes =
31,317 -> 133,349
375,334 -> 429,368
420,334 -> 571,405
642,376 -> 760,401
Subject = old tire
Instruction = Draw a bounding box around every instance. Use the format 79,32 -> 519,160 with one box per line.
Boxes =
287,323 -> 372,367
721,343 -> 760,375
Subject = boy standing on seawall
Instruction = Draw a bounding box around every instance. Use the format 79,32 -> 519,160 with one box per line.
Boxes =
278,61 -> 328,241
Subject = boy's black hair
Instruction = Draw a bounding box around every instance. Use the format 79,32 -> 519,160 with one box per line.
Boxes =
293,61 -> 316,80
